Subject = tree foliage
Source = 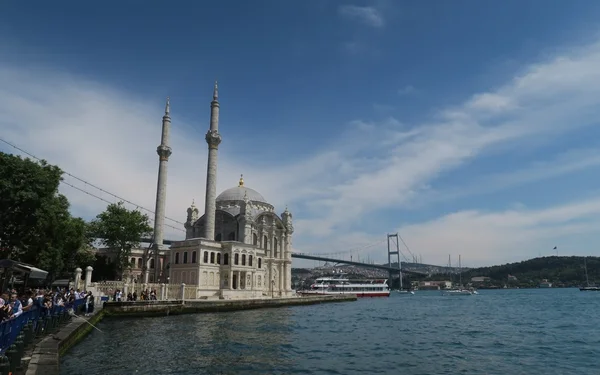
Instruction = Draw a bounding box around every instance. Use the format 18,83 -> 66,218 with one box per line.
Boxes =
0,152 -> 92,281
89,202 -> 152,277
461,256 -> 599,288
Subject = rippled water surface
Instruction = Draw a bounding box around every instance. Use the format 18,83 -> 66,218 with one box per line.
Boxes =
61,289 -> 600,374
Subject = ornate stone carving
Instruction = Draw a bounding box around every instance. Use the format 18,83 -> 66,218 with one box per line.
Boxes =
156,145 -> 172,161
205,130 -> 222,149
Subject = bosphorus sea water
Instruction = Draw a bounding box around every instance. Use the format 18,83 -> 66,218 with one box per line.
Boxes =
61,289 -> 600,375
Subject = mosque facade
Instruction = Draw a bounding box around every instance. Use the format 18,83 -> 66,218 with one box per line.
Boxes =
166,84 -> 294,299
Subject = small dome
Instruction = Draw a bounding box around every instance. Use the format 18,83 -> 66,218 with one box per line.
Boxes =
217,186 -> 267,203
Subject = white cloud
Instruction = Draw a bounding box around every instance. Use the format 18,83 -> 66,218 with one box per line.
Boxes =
3,38 -> 600,267
399,198 -> 600,267
338,5 -> 384,28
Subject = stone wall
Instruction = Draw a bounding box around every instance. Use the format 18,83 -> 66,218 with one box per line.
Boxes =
102,294 -> 357,317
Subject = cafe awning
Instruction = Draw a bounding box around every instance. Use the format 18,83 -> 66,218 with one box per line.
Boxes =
0,259 -> 49,279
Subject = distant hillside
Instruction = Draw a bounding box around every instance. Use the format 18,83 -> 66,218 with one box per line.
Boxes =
462,256 -> 598,288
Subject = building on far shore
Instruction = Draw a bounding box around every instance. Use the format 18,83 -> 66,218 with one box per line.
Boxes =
418,280 -> 452,290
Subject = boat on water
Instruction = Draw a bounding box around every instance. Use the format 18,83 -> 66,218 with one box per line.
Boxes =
298,274 -> 390,297
580,257 -> 600,291
442,255 -> 476,296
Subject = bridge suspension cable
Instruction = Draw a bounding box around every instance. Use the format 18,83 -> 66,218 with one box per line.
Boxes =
0,137 -> 186,230
60,179 -> 185,233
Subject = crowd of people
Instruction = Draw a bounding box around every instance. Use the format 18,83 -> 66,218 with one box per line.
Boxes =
116,288 -> 157,301
0,287 -> 96,322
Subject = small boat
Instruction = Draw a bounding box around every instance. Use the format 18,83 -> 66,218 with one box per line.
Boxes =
396,290 -> 415,295
580,257 -> 600,291
442,255 -> 475,296
443,289 -> 473,296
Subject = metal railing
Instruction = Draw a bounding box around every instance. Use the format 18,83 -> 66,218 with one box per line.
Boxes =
0,298 -> 86,354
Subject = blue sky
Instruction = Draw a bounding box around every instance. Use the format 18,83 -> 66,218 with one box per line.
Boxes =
2,0 -> 600,267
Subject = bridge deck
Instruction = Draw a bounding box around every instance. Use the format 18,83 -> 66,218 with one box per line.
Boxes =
140,238 -> 423,274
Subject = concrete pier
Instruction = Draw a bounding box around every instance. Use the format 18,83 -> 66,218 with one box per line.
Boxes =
103,295 -> 357,317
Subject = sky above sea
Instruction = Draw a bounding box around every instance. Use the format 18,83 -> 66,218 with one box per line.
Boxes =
2,0 -> 600,267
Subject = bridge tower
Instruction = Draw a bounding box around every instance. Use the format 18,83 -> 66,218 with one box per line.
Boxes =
387,233 -> 402,290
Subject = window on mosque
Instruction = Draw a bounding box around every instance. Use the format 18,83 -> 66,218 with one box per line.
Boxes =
192,251 -> 197,263
228,232 -> 235,241
203,251 -> 209,263
274,238 -> 278,257
183,252 -> 188,264
175,253 -> 180,264
242,254 -> 246,266
150,259 -> 155,269
263,235 -> 268,249
130,258 -> 135,267
217,253 -> 221,264
249,255 -> 253,267
258,258 -> 262,269
234,253 -> 239,265
210,252 -> 215,264
137,258 -> 142,268
253,233 -> 258,245
224,253 -> 229,265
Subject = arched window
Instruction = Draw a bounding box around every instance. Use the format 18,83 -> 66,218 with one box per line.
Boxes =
137,258 -> 142,268
224,253 -> 229,265
234,253 -> 239,265
249,255 -> 253,267
130,258 -> 135,267
242,254 -> 246,266
192,251 -> 197,263
263,235 -> 268,250
175,253 -> 180,264
258,258 -> 262,269
274,238 -> 279,257
210,252 -> 215,264
253,233 -> 258,245
215,233 -> 222,241
150,258 -> 155,269
228,232 -> 235,241
183,252 -> 188,264
216,253 -> 221,264
203,251 -> 209,263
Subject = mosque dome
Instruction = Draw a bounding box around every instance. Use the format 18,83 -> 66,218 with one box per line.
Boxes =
216,175 -> 268,204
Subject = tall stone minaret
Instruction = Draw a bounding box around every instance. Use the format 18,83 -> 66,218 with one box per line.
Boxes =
151,97 -> 172,282
203,82 -> 221,240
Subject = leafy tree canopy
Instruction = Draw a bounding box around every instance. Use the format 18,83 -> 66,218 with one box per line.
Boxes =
0,152 -> 92,281
89,202 -> 152,276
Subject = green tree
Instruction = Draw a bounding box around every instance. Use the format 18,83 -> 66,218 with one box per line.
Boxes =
0,152 -> 91,281
89,202 -> 152,278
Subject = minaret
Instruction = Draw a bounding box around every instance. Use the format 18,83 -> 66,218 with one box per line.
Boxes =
151,97 -> 172,282
203,82 -> 222,240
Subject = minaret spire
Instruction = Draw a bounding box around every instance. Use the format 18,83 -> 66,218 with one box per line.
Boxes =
150,96 -> 172,283
204,82 -> 222,240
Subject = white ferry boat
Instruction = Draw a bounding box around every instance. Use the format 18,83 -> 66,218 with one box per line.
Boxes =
298,274 -> 390,297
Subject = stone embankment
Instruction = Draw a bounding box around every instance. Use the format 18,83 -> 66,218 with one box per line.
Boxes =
103,294 -> 356,317
23,311 -> 104,375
